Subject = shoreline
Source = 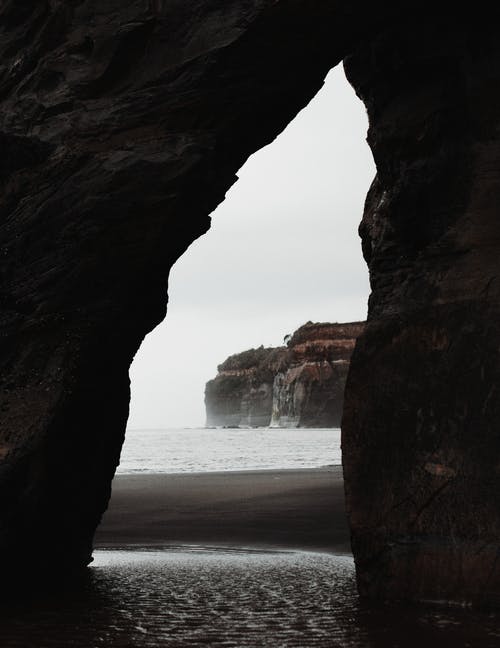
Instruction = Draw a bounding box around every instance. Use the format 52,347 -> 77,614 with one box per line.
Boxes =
95,466 -> 351,555
113,464 -> 341,477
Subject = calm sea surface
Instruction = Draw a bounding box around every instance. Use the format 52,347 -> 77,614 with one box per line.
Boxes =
1,548 -> 498,647
117,427 -> 341,474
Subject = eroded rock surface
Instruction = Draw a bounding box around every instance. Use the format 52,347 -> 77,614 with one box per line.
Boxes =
0,0 -> 364,578
271,322 -> 364,428
205,346 -> 284,428
205,322 -> 364,428
342,11 -> 500,606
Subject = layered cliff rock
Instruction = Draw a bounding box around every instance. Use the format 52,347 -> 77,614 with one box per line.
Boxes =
205,346 -> 285,427
205,322 -> 365,428
271,322 -> 365,428
1,1 -> 500,607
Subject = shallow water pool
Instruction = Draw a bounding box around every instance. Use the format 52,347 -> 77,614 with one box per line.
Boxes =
0,548 -> 498,647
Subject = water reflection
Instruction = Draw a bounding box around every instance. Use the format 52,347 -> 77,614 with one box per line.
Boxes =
0,548 -> 498,647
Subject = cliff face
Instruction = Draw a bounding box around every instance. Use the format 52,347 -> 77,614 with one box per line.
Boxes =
1,1 -> 500,607
0,0 -> 362,579
205,322 -> 364,428
271,322 -> 365,427
205,346 -> 285,427
342,12 -> 500,606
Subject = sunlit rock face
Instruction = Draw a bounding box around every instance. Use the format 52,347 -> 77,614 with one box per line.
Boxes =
205,322 -> 364,428
1,0 -> 499,607
342,12 -> 500,606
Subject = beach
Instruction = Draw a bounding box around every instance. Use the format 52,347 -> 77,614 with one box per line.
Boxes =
5,467 -> 494,647
95,466 -> 351,554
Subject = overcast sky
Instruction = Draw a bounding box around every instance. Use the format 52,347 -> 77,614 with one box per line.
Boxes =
127,65 -> 375,429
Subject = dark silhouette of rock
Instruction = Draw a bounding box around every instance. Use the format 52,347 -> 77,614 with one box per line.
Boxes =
1,1 -> 499,606
0,0 -> 365,581
205,322 -> 364,428
342,10 -> 500,606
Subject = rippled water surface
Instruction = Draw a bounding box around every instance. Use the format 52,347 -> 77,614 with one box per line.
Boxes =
1,549 -> 498,647
118,427 -> 342,474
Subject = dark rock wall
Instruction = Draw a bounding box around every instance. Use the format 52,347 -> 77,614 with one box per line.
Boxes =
342,12 -> 500,605
205,322 -> 364,428
0,0 -> 369,578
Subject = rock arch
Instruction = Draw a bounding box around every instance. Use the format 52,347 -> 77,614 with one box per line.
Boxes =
0,2 -> 498,604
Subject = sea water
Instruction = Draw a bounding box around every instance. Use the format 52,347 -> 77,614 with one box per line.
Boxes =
117,427 -> 341,474
0,548 -> 498,647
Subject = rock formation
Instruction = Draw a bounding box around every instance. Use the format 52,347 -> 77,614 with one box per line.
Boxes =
271,322 -> 365,428
0,1 -> 499,606
205,322 -> 364,428
0,0 -> 357,581
341,11 -> 500,606
205,346 -> 285,428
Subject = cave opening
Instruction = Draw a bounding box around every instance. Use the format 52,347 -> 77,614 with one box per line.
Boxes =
95,64 -> 374,554
1,5 -> 499,642
2,5 -> 500,637
126,63 -> 373,438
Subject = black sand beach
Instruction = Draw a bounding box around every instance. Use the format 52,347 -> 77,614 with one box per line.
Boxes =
5,469 -> 496,648
95,466 -> 350,554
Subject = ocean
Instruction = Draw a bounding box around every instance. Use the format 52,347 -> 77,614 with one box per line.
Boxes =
117,427 -> 342,474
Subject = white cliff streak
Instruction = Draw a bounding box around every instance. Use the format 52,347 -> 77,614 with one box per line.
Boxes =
205,321 -> 365,428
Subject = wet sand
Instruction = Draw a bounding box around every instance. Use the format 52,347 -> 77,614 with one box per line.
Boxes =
95,466 -> 351,554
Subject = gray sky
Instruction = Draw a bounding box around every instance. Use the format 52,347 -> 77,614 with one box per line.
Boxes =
128,65 -> 375,429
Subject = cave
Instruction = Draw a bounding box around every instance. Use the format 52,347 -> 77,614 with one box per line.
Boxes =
0,2 -> 499,607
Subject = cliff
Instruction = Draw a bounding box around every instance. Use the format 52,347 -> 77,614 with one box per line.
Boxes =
205,346 -> 285,427
205,322 -> 364,428
271,321 -> 365,427
0,1 -> 499,607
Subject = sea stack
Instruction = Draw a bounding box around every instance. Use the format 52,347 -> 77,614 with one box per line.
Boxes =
205,321 -> 365,427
